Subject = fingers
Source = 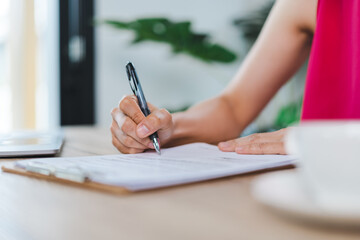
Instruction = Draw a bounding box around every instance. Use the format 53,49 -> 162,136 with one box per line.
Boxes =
110,119 -> 152,154
110,106 -> 153,153
233,131 -> 284,145
111,95 -> 173,153
111,134 -> 146,154
136,108 -> 172,138
217,140 -> 237,152
110,112 -> 152,145
115,95 -> 172,138
218,133 -> 269,152
111,120 -> 152,149
235,142 -> 286,155
119,95 -> 145,124
218,129 -> 287,155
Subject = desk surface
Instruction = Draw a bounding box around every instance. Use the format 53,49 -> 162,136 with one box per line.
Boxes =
0,127 -> 359,240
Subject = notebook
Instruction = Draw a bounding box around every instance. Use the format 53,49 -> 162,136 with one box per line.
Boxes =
1,143 -> 296,193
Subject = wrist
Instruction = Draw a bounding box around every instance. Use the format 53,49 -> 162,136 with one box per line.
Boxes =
163,112 -> 192,147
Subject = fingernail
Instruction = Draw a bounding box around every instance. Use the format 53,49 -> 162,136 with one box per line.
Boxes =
148,142 -> 154,149
219,142 -> 230,149
137,124 -> 150,137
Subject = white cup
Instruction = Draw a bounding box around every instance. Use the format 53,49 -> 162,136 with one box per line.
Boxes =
285,121 -> 360,214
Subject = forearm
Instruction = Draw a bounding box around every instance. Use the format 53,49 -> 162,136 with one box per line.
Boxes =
164,0 -> 316,148
222,0 -> 315,128
165,96 -> 243,147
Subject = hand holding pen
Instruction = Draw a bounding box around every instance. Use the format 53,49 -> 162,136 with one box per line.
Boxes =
110,62 -> 174,154
126,62 -> 161,154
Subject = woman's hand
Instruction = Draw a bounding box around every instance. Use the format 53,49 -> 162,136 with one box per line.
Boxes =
110,95 -> 174,154
217,128 -> 289,155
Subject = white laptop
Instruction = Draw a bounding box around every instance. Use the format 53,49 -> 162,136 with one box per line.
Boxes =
0,130 -> 64,157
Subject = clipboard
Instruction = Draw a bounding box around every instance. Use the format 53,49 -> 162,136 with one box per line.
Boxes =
1,164 -> 130,195
1,163 -> 294,195
1,143 -> 297,193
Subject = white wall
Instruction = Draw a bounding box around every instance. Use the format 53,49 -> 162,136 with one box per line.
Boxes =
95,0 -> 270,127
95,0 -> 306,131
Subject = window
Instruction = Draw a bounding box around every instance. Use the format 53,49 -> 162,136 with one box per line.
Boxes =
0,0 -> 11,132
0,0 -> 60,132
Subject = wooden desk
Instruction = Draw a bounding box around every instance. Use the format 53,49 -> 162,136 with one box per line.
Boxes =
0,127 -> 359,240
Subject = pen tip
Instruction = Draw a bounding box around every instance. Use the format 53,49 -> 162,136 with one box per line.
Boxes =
153,138 -> 161,155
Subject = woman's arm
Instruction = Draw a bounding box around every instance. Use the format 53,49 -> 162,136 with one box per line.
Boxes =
110,0 -> 317,154
166,0 -> 317,146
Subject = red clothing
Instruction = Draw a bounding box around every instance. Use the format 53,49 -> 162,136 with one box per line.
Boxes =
302,0 -> 360,119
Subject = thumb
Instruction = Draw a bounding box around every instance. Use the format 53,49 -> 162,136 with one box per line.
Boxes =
136,109 -> 172,138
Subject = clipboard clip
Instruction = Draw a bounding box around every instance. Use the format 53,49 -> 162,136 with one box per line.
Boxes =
25,161 -> 88,183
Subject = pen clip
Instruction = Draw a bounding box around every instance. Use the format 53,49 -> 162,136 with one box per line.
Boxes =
125,62 -> 149,114
126,62 -> 138,96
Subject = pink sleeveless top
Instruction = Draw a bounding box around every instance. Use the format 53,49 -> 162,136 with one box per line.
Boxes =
302,0 -> 360,120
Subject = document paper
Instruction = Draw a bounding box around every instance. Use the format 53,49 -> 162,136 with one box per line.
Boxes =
15,143 -> 296,191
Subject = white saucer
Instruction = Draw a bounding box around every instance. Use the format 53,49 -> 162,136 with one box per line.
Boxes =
251,171 -> 360,228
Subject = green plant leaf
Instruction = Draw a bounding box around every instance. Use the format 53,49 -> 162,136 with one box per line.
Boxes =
233,1 -> 274,41
100,18 -> 237,63
274,98 -> 303,129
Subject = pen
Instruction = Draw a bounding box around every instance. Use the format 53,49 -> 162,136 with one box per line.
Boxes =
125,62 -> 161,155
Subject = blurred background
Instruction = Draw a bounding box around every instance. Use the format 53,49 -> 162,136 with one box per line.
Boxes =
0,0 -> 307,135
